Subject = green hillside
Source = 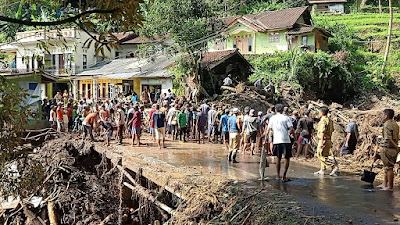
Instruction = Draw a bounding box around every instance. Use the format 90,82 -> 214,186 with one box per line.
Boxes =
314,12 -> 400,76
315,13 -> 400,40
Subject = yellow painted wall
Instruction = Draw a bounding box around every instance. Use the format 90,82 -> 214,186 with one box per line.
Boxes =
46,83 -> 53,99
134,78 -> 141,99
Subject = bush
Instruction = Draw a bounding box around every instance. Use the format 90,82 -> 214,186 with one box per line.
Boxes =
249,51 -> 363,102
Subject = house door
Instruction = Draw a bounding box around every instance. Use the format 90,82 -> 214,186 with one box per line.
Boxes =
58,54 -> 64,70
235,36 -> 249,54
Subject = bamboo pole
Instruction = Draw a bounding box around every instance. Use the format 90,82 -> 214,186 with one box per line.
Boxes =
47,201 -> 58,225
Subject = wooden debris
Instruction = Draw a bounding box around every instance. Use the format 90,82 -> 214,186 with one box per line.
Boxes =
47,201 -> 58,225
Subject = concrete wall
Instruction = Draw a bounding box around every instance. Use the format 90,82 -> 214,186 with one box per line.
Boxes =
254,31 -> 289,54
13,29 -> 113,74
140,78 -> 172,96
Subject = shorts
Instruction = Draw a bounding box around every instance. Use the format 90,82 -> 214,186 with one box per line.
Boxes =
106,129 -> 113,137
131,126 -> 142,135
246,131 -> 257,144
155,127 -> 165,140
298,136 -> 311,145
380,147 -> 397,171
198,125 -> 206,134
222,131 -> 229,141
267,131 -> 273,143
341,142 -> 356,155
273,143 -> 293,159
57,119 -> 64,129
208,125 -> 217,135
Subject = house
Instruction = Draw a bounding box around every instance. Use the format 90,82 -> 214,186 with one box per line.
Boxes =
209,6 -> 332,54
112,33 -> 172,59
72,55 -> 174,102
2,72 -> 59,101
0,28 -> 113,98
200,49 -> 253,95
2,71 -> 59,128
308,0 -> 347,14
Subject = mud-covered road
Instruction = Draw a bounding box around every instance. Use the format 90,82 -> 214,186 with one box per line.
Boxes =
108,135 -> 400,225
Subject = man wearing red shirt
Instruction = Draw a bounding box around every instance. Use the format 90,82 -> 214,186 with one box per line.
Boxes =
130,105 -> 142,147
67,103 -> 74,131
149,104 -> 157,142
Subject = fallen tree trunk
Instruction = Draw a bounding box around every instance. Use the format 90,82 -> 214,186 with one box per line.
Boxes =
221,86 -> 236,92
117,166 -> 174,215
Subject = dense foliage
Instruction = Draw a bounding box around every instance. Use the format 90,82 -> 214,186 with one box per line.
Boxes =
248,51 -> 358,102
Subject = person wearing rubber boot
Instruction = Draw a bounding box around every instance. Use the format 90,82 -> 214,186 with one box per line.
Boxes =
314,106 -> 339,176
228,108 -> 241,163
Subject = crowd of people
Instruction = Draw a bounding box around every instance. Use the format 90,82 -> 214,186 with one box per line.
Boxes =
42,88 -> 400,191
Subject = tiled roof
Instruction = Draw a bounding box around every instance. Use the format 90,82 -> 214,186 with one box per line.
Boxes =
121,34 -> 171,44
201,49 -> 237,66
225,6 -> 310,32
287,24 -> 333,37
111,32 -> 137,42
287,25 -> 315,35
309,0 -> 347,4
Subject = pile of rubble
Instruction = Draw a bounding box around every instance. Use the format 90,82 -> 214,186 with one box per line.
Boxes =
0,137 -> 126,225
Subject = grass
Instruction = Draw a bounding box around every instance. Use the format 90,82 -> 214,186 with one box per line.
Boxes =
314,13 -> 400,39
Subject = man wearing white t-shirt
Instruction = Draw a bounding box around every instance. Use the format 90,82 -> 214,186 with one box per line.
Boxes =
265,104 -> 295,182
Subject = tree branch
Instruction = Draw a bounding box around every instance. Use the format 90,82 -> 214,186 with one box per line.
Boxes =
73,21 -> 108,46
0,9 -> 115,26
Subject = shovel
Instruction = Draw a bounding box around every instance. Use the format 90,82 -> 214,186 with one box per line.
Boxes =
361,160 -> 377,184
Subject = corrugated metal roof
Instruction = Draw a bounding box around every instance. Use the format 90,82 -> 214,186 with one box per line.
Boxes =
76,55 -> 175,79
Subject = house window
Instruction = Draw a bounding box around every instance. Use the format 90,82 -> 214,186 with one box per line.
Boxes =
233,39 -> 237,48
83,54 -> 87,69
248,37 -> 252,52
66,53 -> 72,68
29,83 -> 38,90
302,36 -> 308,46
25,57 -> 29,71
269,32 -> 280,43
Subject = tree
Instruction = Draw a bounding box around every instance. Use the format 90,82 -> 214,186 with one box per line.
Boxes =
378,0 -> 383,14
382,0 -> 393,71
0,0 -> 144,54
140,0 -> 221,97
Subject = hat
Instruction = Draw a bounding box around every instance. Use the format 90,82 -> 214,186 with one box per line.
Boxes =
232,108 -> 239,114
244,106 -> 250,114
249,109 -> 255,117
258,111 -> 263,116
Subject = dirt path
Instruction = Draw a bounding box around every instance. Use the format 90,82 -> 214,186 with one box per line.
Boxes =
90,134 -> 399,224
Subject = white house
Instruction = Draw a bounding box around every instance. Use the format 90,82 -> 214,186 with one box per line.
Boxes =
0,28 -> 112,98
309,0 -> 347,14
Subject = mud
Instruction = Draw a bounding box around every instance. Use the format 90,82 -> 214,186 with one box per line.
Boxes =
113,136 -> 400,224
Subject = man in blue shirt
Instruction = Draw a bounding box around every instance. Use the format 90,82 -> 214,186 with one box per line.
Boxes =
131,92 -> 139,104
152,104 -> 166,150
228,108 -> 241,163
219,109 -> 230,152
